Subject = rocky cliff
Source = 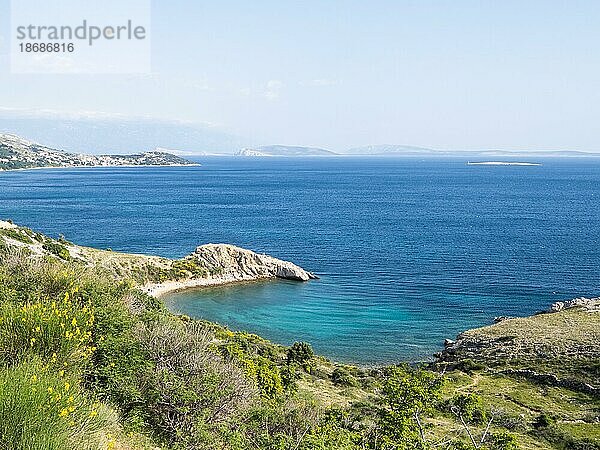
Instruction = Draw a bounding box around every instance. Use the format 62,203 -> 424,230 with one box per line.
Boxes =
193,244 -> 317,282
0,221 -> 316,297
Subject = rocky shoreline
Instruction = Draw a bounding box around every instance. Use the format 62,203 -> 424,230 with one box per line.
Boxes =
0,133 -> 197,170
437,297 -> 600,393
142,243 -> 318,298
0,220 -> 317,299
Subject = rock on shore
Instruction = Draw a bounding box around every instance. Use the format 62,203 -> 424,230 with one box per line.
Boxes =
0,222 -> 317,298
549,296 -> 600,312
193,244 -> 317,281
436,297 -> 600,391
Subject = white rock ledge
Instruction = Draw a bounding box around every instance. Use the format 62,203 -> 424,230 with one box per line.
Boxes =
142,244 -> 317,298
194,244 -> 317,281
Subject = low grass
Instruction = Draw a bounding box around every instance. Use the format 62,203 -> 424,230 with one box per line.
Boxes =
0,227 -> 599,449
439,370 -> 600,449
440,307 -> 600,388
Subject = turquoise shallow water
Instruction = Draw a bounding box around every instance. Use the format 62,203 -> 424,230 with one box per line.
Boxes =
1,158 -> 599,363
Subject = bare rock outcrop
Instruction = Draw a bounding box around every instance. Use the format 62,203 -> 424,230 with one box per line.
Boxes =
549,297 -> 600,312
436,297 -> 600,393
193,244 -> 318,282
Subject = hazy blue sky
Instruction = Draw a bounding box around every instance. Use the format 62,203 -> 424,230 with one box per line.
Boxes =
1,0 -> 599,151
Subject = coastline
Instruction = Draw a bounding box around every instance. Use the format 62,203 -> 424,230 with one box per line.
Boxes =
142,273 -> 281,298
0,163 -> 201,172
1,221 -> 316,304
3,220 -> 597,367
466,161 -> 541,166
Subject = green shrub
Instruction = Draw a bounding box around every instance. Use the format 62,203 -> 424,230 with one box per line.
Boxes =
487,431 -> 519,450
0,228 -> 34,244
375,365 -> 444,448
220,337 -> 284,400
331,367 -> 358,387
132,320 -> 254,446
0,357 -> 118,450
280,363 -> 300,391
446,393 -> 487,424
287,341 -> 315,372
171,257 -> 210,279
42,241 -> 71,261
223,399 -> 371,450
0,286 -> 95,368
534,412 -> 555,429
566,440 -> 600,450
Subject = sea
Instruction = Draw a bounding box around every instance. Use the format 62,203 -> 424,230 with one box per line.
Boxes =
1,157 -> 599,364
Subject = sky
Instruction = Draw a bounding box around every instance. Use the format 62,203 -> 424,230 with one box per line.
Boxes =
0,0 -> 599,152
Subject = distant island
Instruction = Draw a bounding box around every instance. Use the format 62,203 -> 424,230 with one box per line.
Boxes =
0,133 -> 197,171
3,130 -> 600,165
236,144 -> 600,158
467,161 -> 541,166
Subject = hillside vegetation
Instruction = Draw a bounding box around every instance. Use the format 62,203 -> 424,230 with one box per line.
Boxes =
0,133 -> 195,170
0,221 -> 598,450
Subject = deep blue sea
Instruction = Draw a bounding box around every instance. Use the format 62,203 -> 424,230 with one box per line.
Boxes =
1,158 -> 599,364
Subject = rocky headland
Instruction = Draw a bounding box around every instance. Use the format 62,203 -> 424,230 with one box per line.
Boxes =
0,133 -> 197,170
142,243 -> 318,297
0,220 -> 316,298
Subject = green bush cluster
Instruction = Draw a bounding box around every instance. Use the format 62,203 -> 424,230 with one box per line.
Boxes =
0,254 -> 125,449
0,357 -> 117,450
132,258 -> 212,284
0,239 -> 586,450
331,367 -> 359,387
0,227 -> 35,244
171,257 -> 210,278
42,240 -> 71,260
287,341 -> 315,372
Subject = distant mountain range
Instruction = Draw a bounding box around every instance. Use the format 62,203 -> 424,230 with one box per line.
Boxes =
1,111 -> 599,158
344,144 -> 435,155
0,113 -> 250,155
236,144 -> 600,158
236,145 -> 337,157
0,134 -> 196,170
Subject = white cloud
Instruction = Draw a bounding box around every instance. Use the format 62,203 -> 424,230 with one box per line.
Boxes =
300,78 -> 339,87
264,80 -> 283,100
0,106 -> 220,127
238,80 -> 285,101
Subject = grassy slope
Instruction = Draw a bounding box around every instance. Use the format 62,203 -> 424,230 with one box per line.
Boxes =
435,306 -> 600,449
0,222 -> 206,286
439,307 -> 600,388
0,221 -> 598,449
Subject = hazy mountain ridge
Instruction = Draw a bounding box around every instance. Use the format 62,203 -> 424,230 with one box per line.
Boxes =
0,133 -> 196,170
2,112 -> 600,158
236,144 -> 600,158
345,144 -> 435,155
236,145 -> 338,157
344,144 -> 600,157
0,114 -> 250,154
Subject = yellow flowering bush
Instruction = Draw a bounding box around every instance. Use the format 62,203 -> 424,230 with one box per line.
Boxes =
0,283 -> 96,367
0,357 -> 117,450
